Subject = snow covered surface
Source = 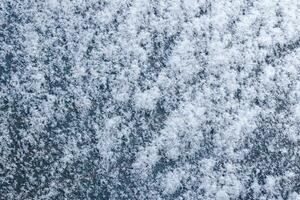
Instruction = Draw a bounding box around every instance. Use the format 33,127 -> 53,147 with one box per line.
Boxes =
1,0 -> 300,199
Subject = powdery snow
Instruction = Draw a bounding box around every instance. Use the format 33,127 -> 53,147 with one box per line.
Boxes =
1,0 -> 300,199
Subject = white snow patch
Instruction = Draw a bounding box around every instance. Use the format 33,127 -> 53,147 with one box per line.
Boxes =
294,104 -> 300,118
135,86 -> 161,110
216,190 -> 230,200
289,192 -> 300,200
264,65 -> 275,79
162,169 -> 184,195
132,145 -> 160,178
47,0 -> 59,8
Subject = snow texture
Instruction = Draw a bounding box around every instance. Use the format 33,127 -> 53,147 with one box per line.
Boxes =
1,0 -> 300,199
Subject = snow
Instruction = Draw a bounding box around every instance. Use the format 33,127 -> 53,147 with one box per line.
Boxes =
135,86 -> 161,110
294,104 -> 300,118
216,190 -> 229,200
162,169 -> 184,195
1,0 -> 300,199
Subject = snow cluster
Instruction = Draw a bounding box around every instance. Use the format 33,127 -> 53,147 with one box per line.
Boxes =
1,0 -> 300,199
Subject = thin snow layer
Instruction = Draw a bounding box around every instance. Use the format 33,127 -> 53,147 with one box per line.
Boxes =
1,0 -> 300,199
